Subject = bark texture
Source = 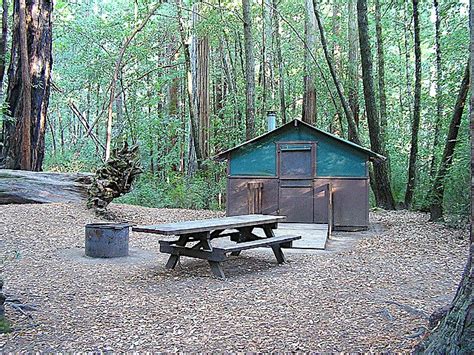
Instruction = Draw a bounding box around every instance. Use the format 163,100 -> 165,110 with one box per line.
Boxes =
375,0 -> 387,145
429,0 -> 443,179
357,0 -> 395,210
0,0 -> 8,98
302,0 -> 317,125
0,169 -> 92,204
347,0 -> 359,140
242,0 -> 255,139
415,244 -> 474,353
405,0 -> 422,207
273,0 -> 287,124
429,62 -> 470,221
191,2 -> 210,160
2,0 -> 53,171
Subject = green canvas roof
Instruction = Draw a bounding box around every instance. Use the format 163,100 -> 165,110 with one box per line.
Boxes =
215,119 -> 386,162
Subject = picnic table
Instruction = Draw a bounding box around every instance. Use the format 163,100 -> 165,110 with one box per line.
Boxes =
132,214 -> 301,279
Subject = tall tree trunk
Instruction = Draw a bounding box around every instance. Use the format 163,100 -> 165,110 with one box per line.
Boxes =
18,0 -> 31,170
347,0 -> 359,140
429,0 -> 443,179
273,0 -> 287,124
428,62 -> 470,221
242,0 -> 255,139
2,0 -> 53,171
0,0 -> 7,148
357,0 -> 395,210
0,0 -> 8,99
263,0 -> 275,113
105,2 -> 160,161
302,0 -> 317,125
416,76 -> 473,347
191,2 -> 210,160
404,0 -> 422,207
176,0 -> 200,173
313,1 -> 361,145
375,0 -> 387,146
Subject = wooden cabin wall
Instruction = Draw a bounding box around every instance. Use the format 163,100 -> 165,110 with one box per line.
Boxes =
227,177 -> 369,229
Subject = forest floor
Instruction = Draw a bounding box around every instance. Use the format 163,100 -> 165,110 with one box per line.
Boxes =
0,203 -> 469,352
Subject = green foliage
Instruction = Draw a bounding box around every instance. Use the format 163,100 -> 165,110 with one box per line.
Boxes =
38,0 -> 469,219
0,318 -> 10,334
43,148 -> 102,173
116,160 -> 226,210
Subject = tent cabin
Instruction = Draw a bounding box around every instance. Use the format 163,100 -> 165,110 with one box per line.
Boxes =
216,119 -> 385,231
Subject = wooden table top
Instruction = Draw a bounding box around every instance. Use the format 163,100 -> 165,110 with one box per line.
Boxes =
132,214 -> 286,235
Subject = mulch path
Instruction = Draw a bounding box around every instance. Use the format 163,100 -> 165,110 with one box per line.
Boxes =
0,203 -> 469,352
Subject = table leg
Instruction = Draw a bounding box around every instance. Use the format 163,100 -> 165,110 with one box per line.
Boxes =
201,236 -> 226,279
165,235 -> 188,269
271,245 -> 286,264
208,261 -> 226,279
263,225 -> 276,238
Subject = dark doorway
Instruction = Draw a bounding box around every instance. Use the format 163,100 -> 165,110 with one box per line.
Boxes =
277,142 -> 315,222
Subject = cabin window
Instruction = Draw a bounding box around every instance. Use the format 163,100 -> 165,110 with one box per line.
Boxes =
278,143 -> 315,178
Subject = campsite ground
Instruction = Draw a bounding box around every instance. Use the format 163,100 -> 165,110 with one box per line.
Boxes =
0,203 -> 469,352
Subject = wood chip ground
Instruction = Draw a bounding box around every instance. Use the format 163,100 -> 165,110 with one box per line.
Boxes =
0,203 -> 469,352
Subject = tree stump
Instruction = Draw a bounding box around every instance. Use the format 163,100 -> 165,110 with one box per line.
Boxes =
87,142 -> 142,215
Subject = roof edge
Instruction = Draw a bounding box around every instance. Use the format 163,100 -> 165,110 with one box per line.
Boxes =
214,119 -> 386,162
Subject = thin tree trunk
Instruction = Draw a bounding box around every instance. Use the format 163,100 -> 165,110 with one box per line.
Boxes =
428,62 -> 470,221
313,1 -> 361,145
375,0 -> 387,145
46,113 -> 56,155
302,0 -> 317,125
347,0 -> 359,138
357,0 -> 395,210
58,109 -> 64,155
429,0 -> 443,179
263,0 -> 275,113
403,2 -> 413,124
105,2 -> 160,161
176,1 -> 200,174
272,0 -> 287,125
242,0 -> 255,139
404,0 -> 422,207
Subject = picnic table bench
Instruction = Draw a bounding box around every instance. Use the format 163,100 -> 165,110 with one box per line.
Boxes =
132,214 -> 301,279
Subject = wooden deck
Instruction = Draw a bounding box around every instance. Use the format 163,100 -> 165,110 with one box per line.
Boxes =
252,223 -> 329,250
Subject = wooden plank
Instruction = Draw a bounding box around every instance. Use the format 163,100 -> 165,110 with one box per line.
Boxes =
133,214 -> 286,235
159,242 -> 226,262
216,235 -> 300,253
208,261 -> 226,279
271,245 -> 285,264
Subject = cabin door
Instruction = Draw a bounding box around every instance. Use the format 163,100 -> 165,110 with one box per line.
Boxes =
277,143 -> 315,223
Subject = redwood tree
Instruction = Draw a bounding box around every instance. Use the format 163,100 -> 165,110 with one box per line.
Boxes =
357,0 -> 395,210
302,0 -> 317,125
405,0 -> 422,207
414,8 -> 473,349
242,0 -> 255,139
2,0 -> 53,171
429,62 -> 470,221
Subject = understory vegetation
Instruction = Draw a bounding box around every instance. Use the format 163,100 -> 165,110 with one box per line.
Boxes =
39,0 -> 469,220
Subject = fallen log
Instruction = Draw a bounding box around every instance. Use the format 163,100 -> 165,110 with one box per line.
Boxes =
0,169 -> 93,204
